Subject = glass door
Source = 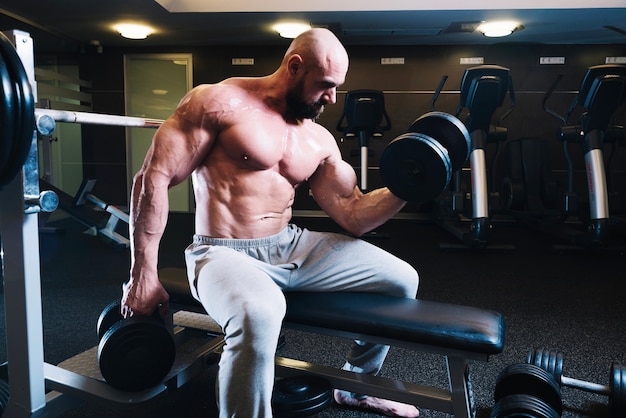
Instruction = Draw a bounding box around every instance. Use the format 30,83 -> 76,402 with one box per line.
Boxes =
124,54 -> 193,212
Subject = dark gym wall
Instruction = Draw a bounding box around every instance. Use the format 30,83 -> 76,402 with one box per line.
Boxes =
74,42 -> 626,212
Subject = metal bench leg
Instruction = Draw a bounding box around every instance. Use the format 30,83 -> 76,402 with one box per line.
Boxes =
446,356 -> 475,418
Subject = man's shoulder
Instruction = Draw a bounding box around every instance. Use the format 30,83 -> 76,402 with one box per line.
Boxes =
187,79 -> 264,105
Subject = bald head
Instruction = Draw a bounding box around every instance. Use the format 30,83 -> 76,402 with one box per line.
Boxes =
283,28 -> 349,74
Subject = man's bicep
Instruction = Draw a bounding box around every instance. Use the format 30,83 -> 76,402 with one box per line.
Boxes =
309,157 -> 360,212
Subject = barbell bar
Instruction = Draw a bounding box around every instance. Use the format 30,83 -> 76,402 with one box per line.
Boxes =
35,108 -> 164,129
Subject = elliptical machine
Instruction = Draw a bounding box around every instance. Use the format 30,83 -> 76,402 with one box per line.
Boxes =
542,64 -> 626,249
432,65 -> 515,250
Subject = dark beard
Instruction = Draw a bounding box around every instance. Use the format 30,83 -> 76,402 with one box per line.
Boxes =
286,81 -> 325,120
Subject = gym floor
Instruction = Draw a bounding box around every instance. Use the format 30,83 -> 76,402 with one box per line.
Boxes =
1,210 -> 625,417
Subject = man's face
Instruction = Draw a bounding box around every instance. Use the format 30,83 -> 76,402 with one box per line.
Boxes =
286,75 -> 327,120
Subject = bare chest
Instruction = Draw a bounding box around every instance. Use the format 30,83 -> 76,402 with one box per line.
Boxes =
219,116 -> 328,184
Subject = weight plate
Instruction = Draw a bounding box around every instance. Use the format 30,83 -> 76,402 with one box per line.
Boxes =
527,348 -> 564,386
97,300 -> 123,341
0,31 -> 35,188
609,362 -> 626,418
380,132 -> 452,204
98,317 -> 175,392
490,394 -> 560,418
273,376 -> 332,417
494,363 -> 562,416
407,111 -> 470,171
0,51 -> 17,184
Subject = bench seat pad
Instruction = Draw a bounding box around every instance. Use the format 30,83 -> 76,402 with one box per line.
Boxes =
285,292 -> 504,355
159,268 -> 504,356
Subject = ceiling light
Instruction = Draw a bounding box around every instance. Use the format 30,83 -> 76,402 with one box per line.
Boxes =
272,22 -> 311,39
477,21 -> 521,37
114,23 -> 154,40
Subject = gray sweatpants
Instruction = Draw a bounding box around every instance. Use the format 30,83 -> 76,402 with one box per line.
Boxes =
184,224 -> 419,418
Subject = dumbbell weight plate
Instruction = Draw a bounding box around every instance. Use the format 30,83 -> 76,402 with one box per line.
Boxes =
272,376 -> 332,417
609,362 -> 625,418
98,316 -> 176,392
407,111 -> 471,171
380,132 -> 452,204
527,348 -> 564,386
494,363 -> 562,416
97,300 -> 124,341
490,394 -> 561,418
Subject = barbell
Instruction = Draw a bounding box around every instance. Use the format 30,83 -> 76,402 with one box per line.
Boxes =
380,111 -> 471,204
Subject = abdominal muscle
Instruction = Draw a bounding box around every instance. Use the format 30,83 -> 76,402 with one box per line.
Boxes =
191,151 -> 306,239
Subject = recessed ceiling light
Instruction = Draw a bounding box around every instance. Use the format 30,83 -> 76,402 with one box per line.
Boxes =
272,22 -> 311,39
114,23 -> 154,40
477,21 -> 521,37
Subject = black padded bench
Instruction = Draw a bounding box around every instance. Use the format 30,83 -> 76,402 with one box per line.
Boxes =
159,268 -> 504,418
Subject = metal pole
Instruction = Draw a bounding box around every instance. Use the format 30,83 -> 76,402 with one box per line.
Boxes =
35,108 -> 163,128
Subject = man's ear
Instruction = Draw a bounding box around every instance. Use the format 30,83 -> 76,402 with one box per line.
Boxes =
287,54 -> 303,76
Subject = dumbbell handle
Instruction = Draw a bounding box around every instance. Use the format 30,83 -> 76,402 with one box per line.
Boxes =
561,375 -> 611,396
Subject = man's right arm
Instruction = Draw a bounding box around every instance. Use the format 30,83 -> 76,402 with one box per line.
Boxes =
122,87 -> 217,317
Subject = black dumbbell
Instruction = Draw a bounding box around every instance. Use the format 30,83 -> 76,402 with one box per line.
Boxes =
491,363 -> 563,418
379,111 -> 470,204
272,376 -> 333,417
97,300 -> 176,392
528,348 -> 626,418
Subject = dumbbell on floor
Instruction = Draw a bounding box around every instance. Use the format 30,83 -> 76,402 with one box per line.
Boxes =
96,300 -> 176,392
379,111 -> 470,204
528,348 -> 626,418
491,363 -> 563,418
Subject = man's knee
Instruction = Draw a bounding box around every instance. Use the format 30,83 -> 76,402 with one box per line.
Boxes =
389,260 -> 419,298
226,289 -> 287,346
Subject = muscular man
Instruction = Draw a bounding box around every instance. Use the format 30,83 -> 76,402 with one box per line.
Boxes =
121,28 -> 420,417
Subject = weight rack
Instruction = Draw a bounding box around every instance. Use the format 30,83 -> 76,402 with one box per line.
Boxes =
0,29 -> 190,417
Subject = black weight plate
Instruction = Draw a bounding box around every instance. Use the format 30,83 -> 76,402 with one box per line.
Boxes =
609,362 -> 626,418
97,300 -> 123,341
490,394 -> 560,418
98,317 -> 175,392
273,376 -> 332,417
527,348 -> 564,385
494,364 -> 562,416
0,51 -> 17,183
0,39 -> 17,185
0,32 -> 35,188
407,111 -> 470,171
380,132 -> 452,204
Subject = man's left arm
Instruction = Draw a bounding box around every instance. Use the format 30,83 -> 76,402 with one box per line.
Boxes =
309,155 -> 406,237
